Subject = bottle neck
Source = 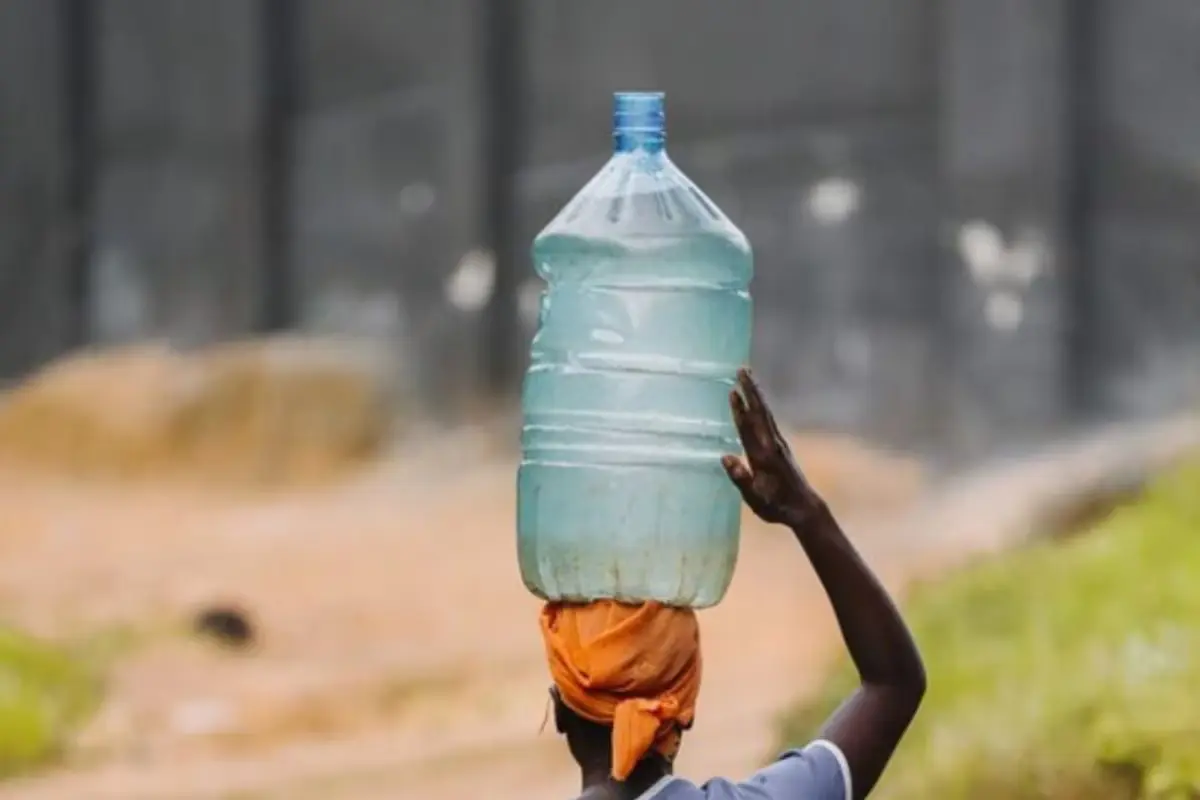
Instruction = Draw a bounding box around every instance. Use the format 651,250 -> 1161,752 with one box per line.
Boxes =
612,92 -> 666,155
613,127 -> 665,154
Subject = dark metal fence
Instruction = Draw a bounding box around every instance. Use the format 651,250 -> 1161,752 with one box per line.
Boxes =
1,0 -> 1198,458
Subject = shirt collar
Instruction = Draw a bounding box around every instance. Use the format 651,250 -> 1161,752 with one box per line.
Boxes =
635,775 -> 679,799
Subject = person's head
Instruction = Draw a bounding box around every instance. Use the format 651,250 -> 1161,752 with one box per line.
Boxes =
540,600 -> 702,791
551,685 -> 680,787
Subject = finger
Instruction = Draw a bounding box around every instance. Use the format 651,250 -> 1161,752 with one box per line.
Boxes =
729,388 -> 750,438
738,367 -> 785,443
737,367 -> 767,420
721,454 -> 755,494
729,386 -> 747,417
729,389 -> 768,461
736,368 -> 774,446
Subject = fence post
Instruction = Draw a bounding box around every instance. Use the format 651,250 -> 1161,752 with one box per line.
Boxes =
479,0 -> 526,398
59,0 -> 97,349
1062,0 -> 1098,418
257,0 -> 299,333
0,0 -> 79,376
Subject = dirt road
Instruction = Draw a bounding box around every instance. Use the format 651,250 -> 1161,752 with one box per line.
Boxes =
0,417 -> 1195,799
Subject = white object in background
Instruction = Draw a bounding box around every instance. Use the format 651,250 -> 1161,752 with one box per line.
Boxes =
445,248 -> 495,312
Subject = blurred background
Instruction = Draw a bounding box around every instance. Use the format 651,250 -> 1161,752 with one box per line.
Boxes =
0,1 -> 1197,799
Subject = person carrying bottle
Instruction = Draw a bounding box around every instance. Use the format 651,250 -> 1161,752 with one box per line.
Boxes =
541,368 -> 927,799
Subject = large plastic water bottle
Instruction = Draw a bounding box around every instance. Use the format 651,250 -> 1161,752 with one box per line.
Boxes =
517,92 -> 753,609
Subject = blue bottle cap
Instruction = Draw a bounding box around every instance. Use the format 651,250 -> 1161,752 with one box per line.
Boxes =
613,91 -> 665,153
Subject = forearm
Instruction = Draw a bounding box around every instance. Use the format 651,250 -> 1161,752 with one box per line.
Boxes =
790,503 -> 925,690
721,368 -> 924,796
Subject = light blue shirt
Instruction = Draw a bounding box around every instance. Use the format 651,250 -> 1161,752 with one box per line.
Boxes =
640,740 -> 852,800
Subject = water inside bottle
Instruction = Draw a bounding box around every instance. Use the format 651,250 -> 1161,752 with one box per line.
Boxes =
517,92 -> 754,608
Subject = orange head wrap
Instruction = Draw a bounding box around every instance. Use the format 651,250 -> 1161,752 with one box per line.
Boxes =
540,599 -> 702,781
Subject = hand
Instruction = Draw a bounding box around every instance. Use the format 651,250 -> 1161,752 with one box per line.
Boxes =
721,368 -> 824,528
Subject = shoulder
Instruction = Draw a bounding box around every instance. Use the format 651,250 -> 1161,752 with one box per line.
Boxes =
656,740 -> 853,800
703,740 -> 853,800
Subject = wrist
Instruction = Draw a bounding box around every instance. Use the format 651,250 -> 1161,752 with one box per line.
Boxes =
781,492 -> 830,532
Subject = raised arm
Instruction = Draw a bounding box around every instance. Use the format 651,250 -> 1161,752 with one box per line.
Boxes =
721,369 -> 926,799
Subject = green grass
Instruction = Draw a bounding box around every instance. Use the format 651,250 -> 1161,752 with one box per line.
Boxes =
0,628 -> 102,777
779,463 -> 1200,799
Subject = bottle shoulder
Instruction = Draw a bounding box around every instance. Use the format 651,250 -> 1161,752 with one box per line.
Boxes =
533,151 -> 752,267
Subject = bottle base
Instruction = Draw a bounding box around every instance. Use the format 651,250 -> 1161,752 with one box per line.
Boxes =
517,462 -> 741,609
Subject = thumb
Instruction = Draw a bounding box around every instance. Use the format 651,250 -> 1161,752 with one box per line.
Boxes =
721,455 -> 756,498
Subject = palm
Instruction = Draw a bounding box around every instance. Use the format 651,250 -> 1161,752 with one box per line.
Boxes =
721,369 -> 817,526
